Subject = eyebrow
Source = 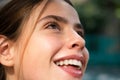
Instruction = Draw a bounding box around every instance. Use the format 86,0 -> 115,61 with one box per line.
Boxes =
38,15 -> 68,23
74,23 -> 84,30
38,15 -> 84,30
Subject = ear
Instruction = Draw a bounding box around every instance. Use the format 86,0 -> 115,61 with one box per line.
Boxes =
0,35 -> 14,67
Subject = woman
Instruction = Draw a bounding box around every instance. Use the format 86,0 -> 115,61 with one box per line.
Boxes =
0,0 -> 89,80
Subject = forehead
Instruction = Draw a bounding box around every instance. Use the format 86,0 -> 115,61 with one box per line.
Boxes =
38,0 -> 80,24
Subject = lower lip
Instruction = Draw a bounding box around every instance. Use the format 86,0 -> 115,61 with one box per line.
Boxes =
59,66 -> 83,78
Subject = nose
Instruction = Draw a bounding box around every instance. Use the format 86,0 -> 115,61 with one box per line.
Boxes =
65,30 -> 85,50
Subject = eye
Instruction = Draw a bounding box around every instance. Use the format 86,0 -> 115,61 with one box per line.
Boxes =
45,22 -> 60,31
77,31 -> 84,38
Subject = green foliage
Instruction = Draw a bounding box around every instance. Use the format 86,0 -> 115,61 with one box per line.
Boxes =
74,0 -> 120,34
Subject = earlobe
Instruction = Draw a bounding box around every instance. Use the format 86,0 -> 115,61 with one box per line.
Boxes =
0,35 -> 14,67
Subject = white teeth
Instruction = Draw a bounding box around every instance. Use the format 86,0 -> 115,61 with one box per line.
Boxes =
59,61 -> 64,65
64,60 -> 69,65
55,59 -> 82,69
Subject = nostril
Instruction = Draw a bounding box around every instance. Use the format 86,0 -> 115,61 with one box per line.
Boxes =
72,44 -> 78,48
67,36 -> 85,50
71,43 -> 84,50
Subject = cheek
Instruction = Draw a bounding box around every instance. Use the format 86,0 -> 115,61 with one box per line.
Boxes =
83,48 -> 89,63
83,48 -> 89,69
21,34 -> 63,79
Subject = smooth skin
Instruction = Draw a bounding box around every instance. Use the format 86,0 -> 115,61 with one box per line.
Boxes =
21,0 -> 89,80
1,0 -> 89,80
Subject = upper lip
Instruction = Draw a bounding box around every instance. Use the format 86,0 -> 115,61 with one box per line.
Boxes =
54,54 -> 85,68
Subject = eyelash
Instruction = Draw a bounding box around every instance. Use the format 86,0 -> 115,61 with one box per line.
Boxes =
45,22 -> 61,31
44,21 -> 84,38
76,31 -> 84,38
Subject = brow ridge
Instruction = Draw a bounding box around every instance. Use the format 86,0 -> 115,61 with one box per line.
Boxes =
39,15 -> 68,23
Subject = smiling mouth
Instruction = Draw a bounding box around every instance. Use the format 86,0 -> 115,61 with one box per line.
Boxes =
55,59 -> 82,70
54,55 -> 84,78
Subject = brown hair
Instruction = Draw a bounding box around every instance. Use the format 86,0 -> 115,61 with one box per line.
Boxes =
0,0 -> 73,80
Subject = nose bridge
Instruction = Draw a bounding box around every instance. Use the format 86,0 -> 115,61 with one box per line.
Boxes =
65,29 -> 85,50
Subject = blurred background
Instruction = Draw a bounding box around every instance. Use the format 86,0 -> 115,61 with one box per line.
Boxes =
0,0 -> 120,80
72,0 -> 120,80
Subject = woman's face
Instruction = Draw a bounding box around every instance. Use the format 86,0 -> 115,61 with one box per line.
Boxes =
19,0 -> 89,80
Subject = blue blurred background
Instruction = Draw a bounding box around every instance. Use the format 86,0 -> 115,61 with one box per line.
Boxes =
0,0 -> 120,80
72,0 -> 120,80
